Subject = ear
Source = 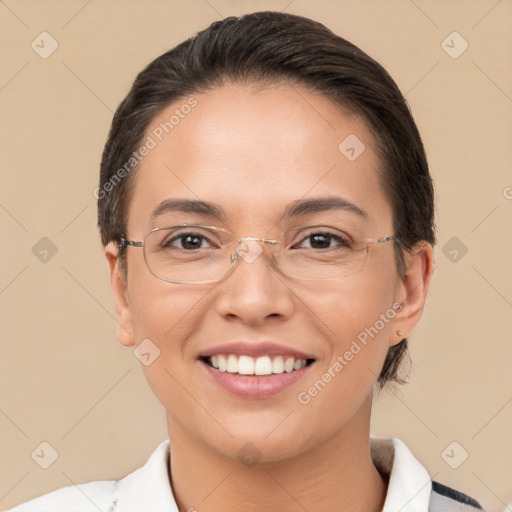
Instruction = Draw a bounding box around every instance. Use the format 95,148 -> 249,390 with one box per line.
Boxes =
105,241 -> 136,347
390,241 -> 434,347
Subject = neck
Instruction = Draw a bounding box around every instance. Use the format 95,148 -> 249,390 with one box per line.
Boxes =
166,396 -> 387,512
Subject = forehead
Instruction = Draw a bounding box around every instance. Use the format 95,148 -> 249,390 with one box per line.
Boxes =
127,82 -> 392,234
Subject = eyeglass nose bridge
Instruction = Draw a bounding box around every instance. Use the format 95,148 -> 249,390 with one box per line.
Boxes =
229,236 -> 279,265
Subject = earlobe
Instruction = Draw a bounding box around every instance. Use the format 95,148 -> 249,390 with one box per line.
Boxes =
394,330 -> 403,345
104,241 -> 136,347
390,241 -> 434,347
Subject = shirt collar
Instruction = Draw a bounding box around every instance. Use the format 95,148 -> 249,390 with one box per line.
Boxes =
371,436 -> 432,512
115,439 -> 177,512
115,436 -> 431,511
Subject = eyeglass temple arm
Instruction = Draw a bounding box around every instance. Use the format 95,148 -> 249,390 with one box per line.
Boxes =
376,236 -> 395,244
118,238 -> 144,249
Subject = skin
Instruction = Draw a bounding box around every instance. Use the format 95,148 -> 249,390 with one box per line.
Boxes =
105,82 -> 433,512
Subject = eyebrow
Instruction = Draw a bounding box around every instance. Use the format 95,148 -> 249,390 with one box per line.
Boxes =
151,199 -> 226,222
281,196 -> 368,221
150,196 -> 368,222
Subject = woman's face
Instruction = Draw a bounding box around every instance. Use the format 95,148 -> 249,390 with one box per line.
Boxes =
108,82 -> 426,461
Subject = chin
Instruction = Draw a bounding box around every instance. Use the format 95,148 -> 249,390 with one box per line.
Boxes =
201,417 -> 321,464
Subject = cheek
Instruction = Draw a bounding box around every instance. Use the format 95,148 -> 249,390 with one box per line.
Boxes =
297,261 -> 397,392
128,279 -> 209,424
126,258 -> 188,372
300,258 -> 397,349
127,249 -> 198,341
129,274 -> 208,358
292,281 -> 395,436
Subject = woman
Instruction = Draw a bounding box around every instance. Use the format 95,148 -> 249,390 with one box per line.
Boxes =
10,11 -> 485,512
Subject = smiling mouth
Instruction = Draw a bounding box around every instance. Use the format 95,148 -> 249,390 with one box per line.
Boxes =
199,354 -> 315,376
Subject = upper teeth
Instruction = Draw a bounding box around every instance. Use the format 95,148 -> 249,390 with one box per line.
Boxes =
209,355 -> 307,375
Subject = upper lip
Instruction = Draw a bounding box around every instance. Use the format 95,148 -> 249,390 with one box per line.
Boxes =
198,341 -> 315,360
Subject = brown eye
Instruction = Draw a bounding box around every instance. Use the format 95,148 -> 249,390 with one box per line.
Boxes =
295,232 -> 351,250
162,231 -> 218,250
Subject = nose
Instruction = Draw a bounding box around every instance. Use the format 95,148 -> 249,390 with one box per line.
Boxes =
215,238 -> 296,325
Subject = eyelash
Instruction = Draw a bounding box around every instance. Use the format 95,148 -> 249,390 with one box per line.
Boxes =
164,232 -> 217,250
163,230 -> 352,251
292,231 -> 351,250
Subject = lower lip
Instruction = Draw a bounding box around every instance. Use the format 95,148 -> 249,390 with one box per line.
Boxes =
199,360 -> 314,399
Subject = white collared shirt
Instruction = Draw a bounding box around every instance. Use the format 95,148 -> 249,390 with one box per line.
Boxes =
7,436 -> 484,511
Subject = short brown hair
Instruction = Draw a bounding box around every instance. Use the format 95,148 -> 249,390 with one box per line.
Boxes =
97,11 -> 436,388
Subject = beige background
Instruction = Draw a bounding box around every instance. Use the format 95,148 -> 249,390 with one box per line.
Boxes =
1,1 -> 511,510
